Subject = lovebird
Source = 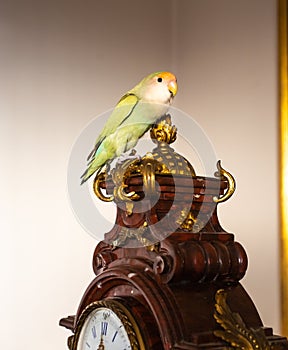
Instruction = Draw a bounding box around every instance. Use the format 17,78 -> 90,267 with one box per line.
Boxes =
80,71 -> 178,184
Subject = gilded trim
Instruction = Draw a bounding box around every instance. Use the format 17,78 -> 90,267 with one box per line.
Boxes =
213,160 -> 236,204
214,289 -> 270,349
279,0 -> 288,336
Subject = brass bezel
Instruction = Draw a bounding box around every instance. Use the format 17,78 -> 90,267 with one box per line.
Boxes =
71,299 -> 146,350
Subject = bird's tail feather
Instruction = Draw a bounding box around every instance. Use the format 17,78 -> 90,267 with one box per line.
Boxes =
80,169 -> 91,185
80,167 -> 99,185
86,139 -> 102,161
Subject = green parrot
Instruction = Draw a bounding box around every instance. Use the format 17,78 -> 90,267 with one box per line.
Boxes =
81,71 -> 178,184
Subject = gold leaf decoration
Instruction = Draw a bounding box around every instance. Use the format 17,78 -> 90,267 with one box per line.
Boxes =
214,289 -> 271,350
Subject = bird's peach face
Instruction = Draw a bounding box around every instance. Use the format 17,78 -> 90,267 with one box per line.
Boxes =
144,72 -> 178,104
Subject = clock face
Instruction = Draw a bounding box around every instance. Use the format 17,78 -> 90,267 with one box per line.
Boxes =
73,300 -> 144,350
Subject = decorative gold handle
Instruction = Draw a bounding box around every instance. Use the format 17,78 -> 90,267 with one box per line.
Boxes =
93,160 -> 140,216
93,154 -> 161,216
93,172 -> 114,202
213,160 -> 236,203
113,183 -> 139,202
141,153 -> 158,197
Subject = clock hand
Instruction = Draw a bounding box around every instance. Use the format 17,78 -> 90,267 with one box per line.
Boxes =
96,334 -> 105,350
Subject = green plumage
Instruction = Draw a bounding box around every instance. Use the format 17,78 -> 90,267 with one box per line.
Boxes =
81,72 -> 177,184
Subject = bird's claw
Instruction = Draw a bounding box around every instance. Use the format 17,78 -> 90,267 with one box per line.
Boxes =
117,149 -> 141,164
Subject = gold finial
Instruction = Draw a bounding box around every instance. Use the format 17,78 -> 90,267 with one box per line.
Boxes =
150,114 -> 177,145
149,115 -> 196,177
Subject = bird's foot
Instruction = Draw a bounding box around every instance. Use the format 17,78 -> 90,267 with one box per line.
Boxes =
117,149 -> 141,164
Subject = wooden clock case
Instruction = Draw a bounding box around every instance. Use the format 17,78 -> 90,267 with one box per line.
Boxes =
60,117 -> 288,349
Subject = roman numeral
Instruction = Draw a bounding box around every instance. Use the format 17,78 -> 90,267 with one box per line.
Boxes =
101,321 -> 108,336
85,342 -> 91,348
112,330 -> 118,342
91,325 -> 96,338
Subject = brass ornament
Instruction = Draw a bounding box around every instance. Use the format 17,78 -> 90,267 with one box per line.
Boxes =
213,160 -> 236,203
112,222 -> 154,247
110,157 -> 141,215
150,115 -> 196,177
150,114 -> 177,145
93,157 -> 141,214
141,154 -> 158,195
214,289 -> 271,350
93,171 -> 114,202
176,207 -> 204,232
110,156 -> 140,201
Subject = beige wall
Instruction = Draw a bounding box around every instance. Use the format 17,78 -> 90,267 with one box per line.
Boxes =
174,0 -> 280,333
1,1 -> 279,349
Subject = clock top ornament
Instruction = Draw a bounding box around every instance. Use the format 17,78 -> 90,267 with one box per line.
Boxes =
60,114 -> 288,350
93,114 -> 235,248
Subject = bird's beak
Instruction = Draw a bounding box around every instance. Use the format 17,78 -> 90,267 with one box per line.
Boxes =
168,80 -> 178,97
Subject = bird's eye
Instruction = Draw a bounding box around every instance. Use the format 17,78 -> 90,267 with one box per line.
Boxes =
157,77 -> 162,83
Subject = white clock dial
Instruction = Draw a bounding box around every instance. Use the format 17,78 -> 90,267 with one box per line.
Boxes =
77,307 -> 131,349
74,300 -> 144,350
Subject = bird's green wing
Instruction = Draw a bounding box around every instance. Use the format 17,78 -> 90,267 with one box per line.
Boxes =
87,93 -> 139,161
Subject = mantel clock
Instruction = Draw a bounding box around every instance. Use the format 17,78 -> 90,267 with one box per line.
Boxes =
60,115 -> 288,349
